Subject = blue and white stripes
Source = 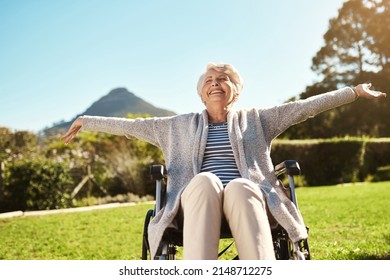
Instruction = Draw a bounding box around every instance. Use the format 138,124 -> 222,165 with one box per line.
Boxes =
200,122 -> 241,186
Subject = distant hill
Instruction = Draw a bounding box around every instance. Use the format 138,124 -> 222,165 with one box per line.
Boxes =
43,88 -> 176,137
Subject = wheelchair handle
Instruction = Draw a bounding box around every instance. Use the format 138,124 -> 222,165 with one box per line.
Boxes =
275,160 -> 301,177
150,164 -> 167,180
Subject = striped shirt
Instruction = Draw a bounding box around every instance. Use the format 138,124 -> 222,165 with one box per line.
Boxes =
200,122 -> 241,186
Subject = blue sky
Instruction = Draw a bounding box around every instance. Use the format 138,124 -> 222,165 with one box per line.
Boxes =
0,0 -> 346,132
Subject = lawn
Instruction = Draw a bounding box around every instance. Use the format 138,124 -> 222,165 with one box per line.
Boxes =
296,181 -> 390,260
0,181 -> 389,260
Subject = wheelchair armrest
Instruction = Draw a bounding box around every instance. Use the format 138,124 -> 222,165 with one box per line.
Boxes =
150,164 -> 167,180
275,160 -> 301,177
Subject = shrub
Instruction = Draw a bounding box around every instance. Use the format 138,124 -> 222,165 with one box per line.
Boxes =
374,166 -> 390,181
271,138 -> 390,186
1,158 -> 74,212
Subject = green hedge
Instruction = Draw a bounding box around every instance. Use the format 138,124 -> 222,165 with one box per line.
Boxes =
271,138 -> 390,186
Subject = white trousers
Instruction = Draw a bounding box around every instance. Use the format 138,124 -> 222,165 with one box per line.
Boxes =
180,172 -> 275,260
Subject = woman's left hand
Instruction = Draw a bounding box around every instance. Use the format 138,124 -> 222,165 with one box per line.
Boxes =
353,83 -> 387,99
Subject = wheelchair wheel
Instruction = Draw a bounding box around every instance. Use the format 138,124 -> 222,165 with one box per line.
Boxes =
273,228 -> 290,260
294,251 -> 306,260
296,237 -> 311,260
142,209 -> 154,260
273,237 -> 291,260
272,227 -> 311,260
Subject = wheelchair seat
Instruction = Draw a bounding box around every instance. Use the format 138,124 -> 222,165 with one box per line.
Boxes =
142,160 -> 310,260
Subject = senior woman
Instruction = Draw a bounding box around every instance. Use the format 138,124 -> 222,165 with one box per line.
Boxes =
62,63 -> 386,260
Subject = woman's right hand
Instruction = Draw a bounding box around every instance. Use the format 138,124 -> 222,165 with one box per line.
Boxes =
353,83 -> 387,99
62,116 -> 83,144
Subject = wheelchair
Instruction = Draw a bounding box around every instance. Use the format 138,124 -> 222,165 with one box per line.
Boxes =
142,160 -> 310,260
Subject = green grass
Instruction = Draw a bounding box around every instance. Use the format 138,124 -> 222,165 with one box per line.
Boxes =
0,181 -> 389,260
296,181 -> 390,260
0,204 -> 152,260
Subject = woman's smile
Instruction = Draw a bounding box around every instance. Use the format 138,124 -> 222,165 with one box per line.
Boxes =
209,89 -> 225,96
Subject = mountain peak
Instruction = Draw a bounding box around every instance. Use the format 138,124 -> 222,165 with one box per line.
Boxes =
83,87 -> 174,117
107,87 -> 134,96
43,88 -> 176,137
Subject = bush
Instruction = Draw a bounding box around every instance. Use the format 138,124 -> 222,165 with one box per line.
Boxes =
363,139 -> 390,177
271,138 -> 390,186
374,166 -> 390,181
1,158 -> 74,212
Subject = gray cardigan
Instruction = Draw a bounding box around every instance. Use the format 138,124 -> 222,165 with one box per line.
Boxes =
82,87 -> 356,258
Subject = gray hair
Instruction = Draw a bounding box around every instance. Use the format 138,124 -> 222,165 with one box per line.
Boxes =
196,63 -> 244,98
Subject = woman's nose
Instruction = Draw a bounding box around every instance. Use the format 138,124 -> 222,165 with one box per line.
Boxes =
211,79 -> 219,86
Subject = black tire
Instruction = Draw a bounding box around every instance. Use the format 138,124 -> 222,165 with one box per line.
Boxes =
142,209 -> 154,260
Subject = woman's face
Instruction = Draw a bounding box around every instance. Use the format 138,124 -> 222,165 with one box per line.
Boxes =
200,69 -> 236,108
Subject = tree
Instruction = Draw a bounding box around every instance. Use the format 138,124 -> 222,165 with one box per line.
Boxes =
0,127 -> 40,162
282,0 -> 389,139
